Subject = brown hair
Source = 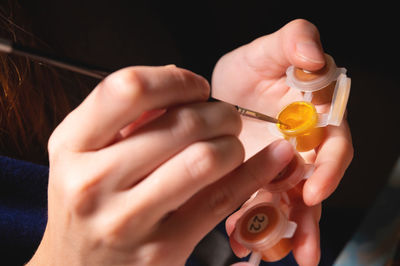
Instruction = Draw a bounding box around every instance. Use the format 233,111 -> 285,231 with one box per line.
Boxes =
0,1 -> 91,164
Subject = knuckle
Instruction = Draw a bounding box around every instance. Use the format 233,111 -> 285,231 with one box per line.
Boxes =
94,204 -> 148,249
219,103 -> 242,135
64,181 -> 95,216
61,169 -> 105,217
184,142 -> 219,179
47,114 -> 73,157
47,130 -> 59,157
137,244 -> 162,265
171,108 -> 205,138
102,67 -> 147,104
166,65 -> 210,100
247,163 -> 269,188
95,218 -> 126,248
207,186 -> 235,216
137,243 -> 186,266
288,18 -> 318,33
166,65 -> 189,85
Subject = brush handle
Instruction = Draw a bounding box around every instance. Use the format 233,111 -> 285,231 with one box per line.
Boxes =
0,38 -> 108,79
0,37 -> 280,125
209,97 -> 279,124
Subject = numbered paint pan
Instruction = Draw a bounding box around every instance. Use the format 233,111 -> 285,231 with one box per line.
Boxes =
233,202 -> 297,262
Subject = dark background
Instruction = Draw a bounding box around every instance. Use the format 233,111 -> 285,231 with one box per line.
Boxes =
8,0 -> 400,265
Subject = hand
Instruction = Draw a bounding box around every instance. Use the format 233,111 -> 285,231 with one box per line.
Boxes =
28,65 -> 295,266
212,19 -> 353,265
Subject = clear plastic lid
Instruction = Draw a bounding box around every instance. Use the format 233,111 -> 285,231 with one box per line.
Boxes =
327,73 -> 351,126
316,73 -> 351,127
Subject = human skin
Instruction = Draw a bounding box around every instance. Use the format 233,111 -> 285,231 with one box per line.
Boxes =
212,19 -> 353,266
27,19 -> 352,266
27,65 -> 294,266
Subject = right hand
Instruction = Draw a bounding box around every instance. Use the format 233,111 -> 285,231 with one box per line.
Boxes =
28,65 -> 294,266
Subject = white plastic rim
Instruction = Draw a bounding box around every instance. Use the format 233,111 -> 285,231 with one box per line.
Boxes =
286,54 -> 346,92
286,66 -> 346,92
317,113 -> 329,127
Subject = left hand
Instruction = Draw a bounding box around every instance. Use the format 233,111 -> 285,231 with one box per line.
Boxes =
212,19 -> 353,266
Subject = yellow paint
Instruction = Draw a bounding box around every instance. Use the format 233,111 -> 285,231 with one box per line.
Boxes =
277,101 -> 324,152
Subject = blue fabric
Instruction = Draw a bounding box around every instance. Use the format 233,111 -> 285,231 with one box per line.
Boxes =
0,156 -> 48,265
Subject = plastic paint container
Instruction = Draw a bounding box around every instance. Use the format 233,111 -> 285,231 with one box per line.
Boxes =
285,54 -> 351,127
235,54 -> 351,266
277,101 -> 324,152
233,202 -> 297,262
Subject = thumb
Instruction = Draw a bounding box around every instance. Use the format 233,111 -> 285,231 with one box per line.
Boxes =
244,19 -> 325,78
211,19 -> 325,104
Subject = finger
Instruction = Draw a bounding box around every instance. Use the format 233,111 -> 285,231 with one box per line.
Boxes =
303,121 -> 353,206
160,139 -> 294,247
126,135 -> 245,222
229,236 -> 251,259
50,65 -> 209,152
226,210 -> 251,258
290,204 -> 321,266
243,19 -> 325,78
212,19 -> 325,104
102,101 -> 242,189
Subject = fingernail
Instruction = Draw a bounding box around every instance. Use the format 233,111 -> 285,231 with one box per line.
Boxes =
271,139 -> 294,163
296,41 -> 325,64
